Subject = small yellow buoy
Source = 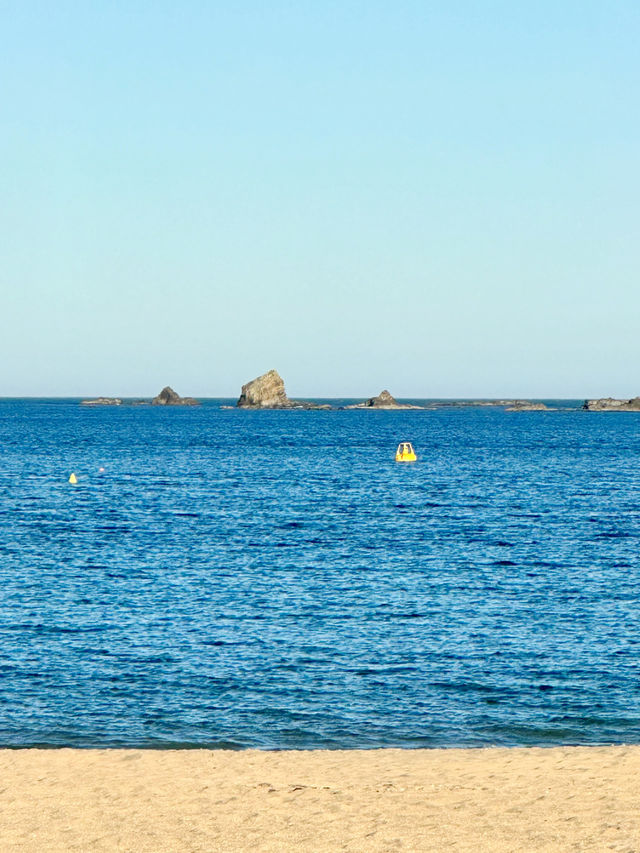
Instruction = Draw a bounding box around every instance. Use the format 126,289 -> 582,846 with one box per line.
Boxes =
395,442 -> 417,463
68,473 -> 78,484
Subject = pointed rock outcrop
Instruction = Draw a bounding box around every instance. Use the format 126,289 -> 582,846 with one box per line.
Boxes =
151,386 -> 199,406
345,390 -> 422,410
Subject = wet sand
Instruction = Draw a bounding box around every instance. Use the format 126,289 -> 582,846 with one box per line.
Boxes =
1,745 -> 638,851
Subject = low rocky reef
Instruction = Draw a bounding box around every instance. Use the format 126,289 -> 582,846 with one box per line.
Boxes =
506,401 -> 549,412
80,397 -> 123,406
344,390 -> 423,410
81,386 -> 199,406
583,397 -> 640,412
427,399 -> 547,410
236,369 -> 330,409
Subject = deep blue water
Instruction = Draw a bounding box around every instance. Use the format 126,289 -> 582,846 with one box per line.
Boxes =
1,399 -> 639,749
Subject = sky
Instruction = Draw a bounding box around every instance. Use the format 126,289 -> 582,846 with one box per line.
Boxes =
2,1 -> 639,398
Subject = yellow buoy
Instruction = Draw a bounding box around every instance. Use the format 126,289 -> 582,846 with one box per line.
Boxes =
395,442 -> 417,463
68,473 -> 78,484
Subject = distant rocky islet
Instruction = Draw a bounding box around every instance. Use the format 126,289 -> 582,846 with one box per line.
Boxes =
505,401 -> 550,412
151,386 -> 199,406
344,390 -> 423,410
582,397 -> 640,412
80,397 -> 124,406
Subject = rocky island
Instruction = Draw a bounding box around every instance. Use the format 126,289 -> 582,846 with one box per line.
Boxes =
583,397 -> 640,412
345,390 -> 422,410
236,370 -> 329,409
151,386 -> 199,406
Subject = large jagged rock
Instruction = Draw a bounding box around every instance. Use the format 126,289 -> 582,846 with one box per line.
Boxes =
236,370 -> 330,409
151,386 -> 199,406
583,397 -> 640,412
345,390 -> 422,410
237,370 -> 290,408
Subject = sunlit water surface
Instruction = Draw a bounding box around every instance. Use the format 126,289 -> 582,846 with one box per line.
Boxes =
1,399 -> 639,748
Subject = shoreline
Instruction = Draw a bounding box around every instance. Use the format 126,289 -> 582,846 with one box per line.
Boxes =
3,744 -> 638,851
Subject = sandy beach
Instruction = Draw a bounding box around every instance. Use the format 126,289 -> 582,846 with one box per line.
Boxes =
1,745 -> 638,852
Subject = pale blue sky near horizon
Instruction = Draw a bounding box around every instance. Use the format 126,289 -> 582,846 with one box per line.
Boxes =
2,1 -> 638,398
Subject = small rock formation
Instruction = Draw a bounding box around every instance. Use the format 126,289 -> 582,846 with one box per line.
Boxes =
583,397 -> 640,412
363,390 -> 399,408
345,390 -> 422,410
151,386 -> 199,406
81,397 -> 122,406
506,400 -> 549,411
236,370 -> 329,409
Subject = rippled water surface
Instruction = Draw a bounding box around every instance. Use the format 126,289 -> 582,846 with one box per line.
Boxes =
1,399 -> 639,748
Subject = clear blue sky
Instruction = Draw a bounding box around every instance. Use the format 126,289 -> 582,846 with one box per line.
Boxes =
2,1 -> 638,398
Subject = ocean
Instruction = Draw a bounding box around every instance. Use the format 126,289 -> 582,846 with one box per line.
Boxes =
1,399 -> 639,749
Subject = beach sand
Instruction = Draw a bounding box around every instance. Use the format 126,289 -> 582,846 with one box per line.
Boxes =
1,745 -> 638,851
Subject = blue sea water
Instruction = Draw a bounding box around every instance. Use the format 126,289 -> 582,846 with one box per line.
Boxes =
1,398 -> 639,749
